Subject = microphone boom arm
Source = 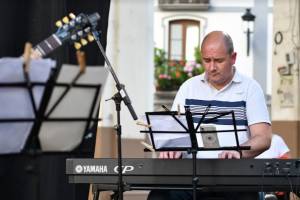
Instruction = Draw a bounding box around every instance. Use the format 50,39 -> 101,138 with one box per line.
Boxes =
92,30 -> 138,120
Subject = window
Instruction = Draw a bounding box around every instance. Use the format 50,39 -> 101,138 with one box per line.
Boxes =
168,19 -> 200,61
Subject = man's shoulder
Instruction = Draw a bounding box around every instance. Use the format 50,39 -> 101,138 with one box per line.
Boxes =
235,70 -> 261,89
174,75 -> 205,98
236,70 -> 254,82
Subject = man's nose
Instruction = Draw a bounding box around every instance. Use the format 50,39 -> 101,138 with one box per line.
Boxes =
208,61 -> 217,71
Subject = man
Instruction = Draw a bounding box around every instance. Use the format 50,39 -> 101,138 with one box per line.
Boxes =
148,31 -> 272,200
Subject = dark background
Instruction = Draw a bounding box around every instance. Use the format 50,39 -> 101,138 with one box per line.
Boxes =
0,1 -> 111,200
0,0 -> 111,66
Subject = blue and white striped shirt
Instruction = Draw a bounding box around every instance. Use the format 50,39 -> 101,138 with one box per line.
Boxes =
171,70 -> 270,158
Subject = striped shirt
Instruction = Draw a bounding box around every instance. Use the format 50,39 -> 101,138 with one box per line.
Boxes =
171,69 -> 270,158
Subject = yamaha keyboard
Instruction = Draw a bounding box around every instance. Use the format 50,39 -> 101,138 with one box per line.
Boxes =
66,158 -> 300,191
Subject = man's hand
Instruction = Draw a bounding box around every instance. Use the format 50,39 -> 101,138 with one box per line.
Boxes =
218,151 -> 241,159
159,151 -> 182,159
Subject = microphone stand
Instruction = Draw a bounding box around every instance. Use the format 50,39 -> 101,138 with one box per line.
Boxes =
92,30 -> 138,200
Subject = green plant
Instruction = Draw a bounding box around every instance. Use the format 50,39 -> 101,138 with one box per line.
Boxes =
154,47 -> 204,91
194,46 -> 202,64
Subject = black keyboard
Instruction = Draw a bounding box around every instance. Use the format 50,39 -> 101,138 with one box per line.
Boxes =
66,158 -> 300,191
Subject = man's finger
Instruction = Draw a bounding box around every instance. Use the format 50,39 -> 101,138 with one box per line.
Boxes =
159,152 -> 168,159
218,151 -> 225,159
174,151 -> 182,159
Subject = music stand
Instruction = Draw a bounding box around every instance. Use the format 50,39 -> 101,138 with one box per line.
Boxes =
141,106 -> 250,200
0,58 -> 107,153
37,64 -> 108,152
0,57 -> 108,200
0,57 -> 55,153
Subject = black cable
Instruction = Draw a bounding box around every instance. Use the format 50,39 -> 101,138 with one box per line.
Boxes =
260,169 -> 265,197
295,166 -> 300,199
286,175 -> 294,200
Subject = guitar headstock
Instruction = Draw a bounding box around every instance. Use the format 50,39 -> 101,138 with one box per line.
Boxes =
33,12 -> 100,58
54,12 -> 100,50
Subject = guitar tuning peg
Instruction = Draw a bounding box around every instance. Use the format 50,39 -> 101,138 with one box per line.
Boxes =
80,38 -> 88,46
55,20 -> 63,27
74,42 -> 82,50
87,34 -> 94,42
69,13 -> 76,19
71,34 -> 77,41
77,30 -> 83,37
62,16 -> 69,24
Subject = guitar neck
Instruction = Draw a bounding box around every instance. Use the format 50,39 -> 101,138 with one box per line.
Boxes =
32,34 -> 62,58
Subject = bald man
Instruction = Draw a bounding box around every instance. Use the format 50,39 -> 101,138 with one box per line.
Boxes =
148,31 -> 272,200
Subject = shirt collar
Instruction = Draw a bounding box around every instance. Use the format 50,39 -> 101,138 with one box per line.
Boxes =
231,67 -> 242,83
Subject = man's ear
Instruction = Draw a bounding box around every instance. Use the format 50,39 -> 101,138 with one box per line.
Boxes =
231,52 -> 237,65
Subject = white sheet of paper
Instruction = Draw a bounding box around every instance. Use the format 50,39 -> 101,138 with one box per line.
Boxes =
145,114 -> 192,148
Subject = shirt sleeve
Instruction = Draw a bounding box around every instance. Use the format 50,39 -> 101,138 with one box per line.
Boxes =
273,134 -> 290,157
246,80 -> 271,126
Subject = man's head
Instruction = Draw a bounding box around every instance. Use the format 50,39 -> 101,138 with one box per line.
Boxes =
201,31 -> 237,90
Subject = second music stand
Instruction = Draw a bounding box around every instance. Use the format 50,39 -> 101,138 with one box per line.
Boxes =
141,105 -> 250,200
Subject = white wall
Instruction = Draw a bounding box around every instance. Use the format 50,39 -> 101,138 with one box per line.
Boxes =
100,0 -> 154,139
210,0 -> 254,7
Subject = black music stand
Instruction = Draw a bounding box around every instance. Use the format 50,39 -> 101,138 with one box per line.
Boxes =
35,64 -> 107,152
141,106 -> 250,200
0,58 -> 106,153
0,58 -> 107,200
0,58 -> 55,153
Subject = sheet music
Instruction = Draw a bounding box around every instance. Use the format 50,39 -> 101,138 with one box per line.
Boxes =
146,114 -> 191,148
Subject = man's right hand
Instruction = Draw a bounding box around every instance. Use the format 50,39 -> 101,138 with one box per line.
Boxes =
159,151 -> 182,159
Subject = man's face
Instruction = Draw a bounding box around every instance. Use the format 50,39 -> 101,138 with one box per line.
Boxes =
201,39 -> 237,89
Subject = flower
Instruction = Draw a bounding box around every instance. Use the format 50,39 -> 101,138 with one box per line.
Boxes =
154,47 -> 204,91
158,74 -> 171,79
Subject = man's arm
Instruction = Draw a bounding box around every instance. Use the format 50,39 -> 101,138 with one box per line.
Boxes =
219,122 -> 272,159
241,122 -> 272,158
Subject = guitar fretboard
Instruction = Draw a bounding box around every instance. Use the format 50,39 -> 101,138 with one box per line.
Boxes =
34,34 -> 62,57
